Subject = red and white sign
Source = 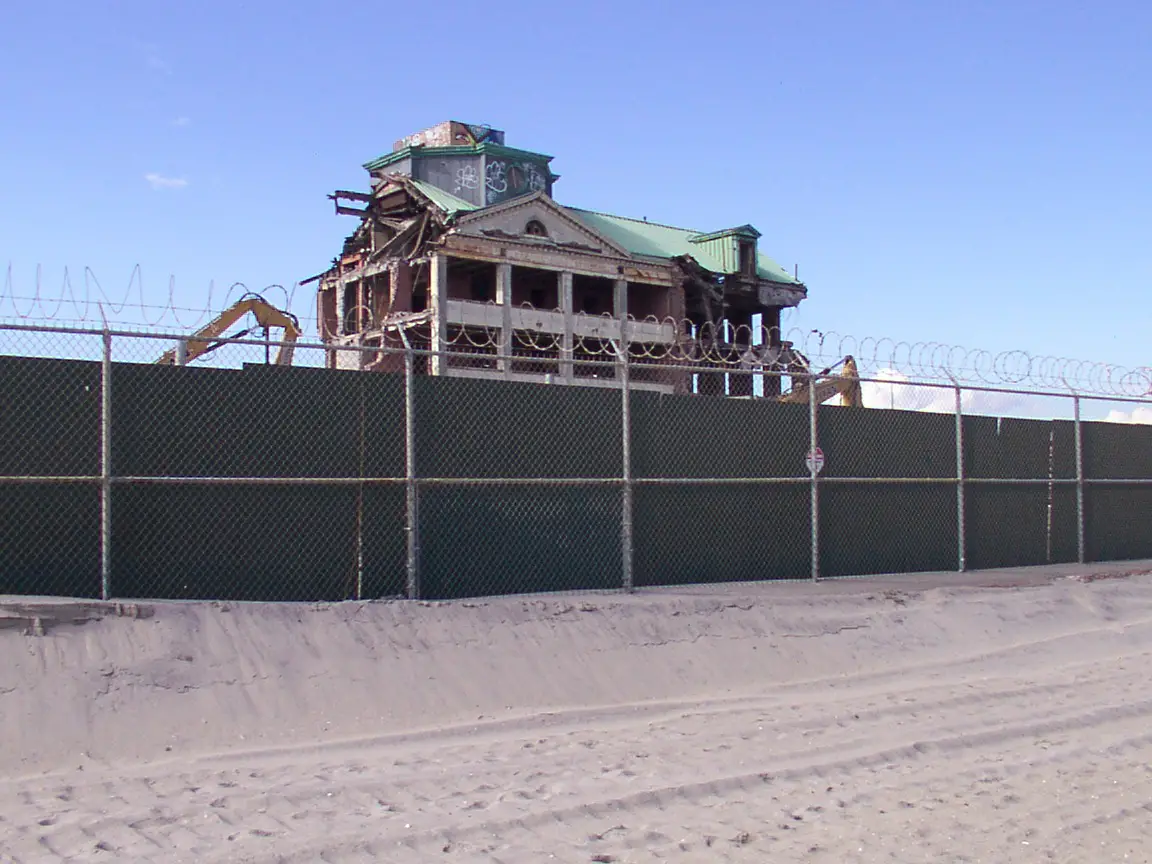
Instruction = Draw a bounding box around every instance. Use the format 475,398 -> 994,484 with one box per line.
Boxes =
806,447 -> 825,474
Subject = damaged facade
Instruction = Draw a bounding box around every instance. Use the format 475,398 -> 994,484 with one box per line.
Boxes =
311,120 -> 807,395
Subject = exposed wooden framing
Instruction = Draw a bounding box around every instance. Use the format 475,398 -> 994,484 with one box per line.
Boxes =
375,216 -> 412,231
376,218 -> 422,260
410,211 -> 430,260
375,191 -> 408,211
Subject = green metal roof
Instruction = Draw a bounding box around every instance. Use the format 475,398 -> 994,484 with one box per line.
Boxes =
565,208 -> 800,284
410,180 -> 478,216
399,181 -> 799,284
690,224 -> 762,242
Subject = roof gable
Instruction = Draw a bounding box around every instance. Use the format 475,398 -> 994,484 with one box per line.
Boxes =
452,192 -> 633,257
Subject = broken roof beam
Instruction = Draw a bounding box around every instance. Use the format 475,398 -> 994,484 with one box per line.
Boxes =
375,216 -> 414,231
371,216 -> 426,261
409,211 -> 430,258
329,190 -> 376,216
332,189 -> 373,203
378,174 -> 453,223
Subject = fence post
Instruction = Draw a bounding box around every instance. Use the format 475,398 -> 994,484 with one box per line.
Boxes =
620,342 -> 634,592
100,329 -> 113,601
809,372 -> 819,582
354,371 -> 366,601
404,347 -> 420,599
954,384 -> 966,572
1074,394 -> 1085,564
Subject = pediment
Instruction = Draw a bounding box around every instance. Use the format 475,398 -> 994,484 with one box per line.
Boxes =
451,192 -> 632,258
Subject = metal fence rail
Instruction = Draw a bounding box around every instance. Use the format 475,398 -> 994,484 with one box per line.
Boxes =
2,321 -> 1151,602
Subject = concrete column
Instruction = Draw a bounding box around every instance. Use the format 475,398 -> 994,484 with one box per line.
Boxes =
559,271 -> 574,382
697,367 -> 726,396
762,307 -> 783,398
660,284 -> 689,394
495,262 -> 513,376
729,313 -> 754,397
318,285 -> 338,342
666,282 -> 686,324
613,279 -> 628,318
729,371 -> 754,397
429,254 -> 449,376
613,279 -> 628,377
697,315 -> 726,396
337,279 -> 351,335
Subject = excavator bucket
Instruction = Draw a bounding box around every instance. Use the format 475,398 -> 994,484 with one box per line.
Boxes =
839,356 -> 863,407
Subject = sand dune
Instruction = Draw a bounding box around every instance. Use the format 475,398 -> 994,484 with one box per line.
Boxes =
3,562 -> 1152,862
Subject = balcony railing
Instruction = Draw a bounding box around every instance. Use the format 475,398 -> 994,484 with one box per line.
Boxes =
444,300 -> 677,344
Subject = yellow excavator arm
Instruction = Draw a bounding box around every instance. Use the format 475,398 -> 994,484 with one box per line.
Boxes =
778,354 -> 863,407
156,295 -> 301,366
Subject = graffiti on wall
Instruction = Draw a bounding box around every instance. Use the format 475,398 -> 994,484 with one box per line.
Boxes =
459,124 -> 502,145
395,127 -> 447,149
418,156 -> 484,206
485,161 -> 507,195
395,121 -> 505,151
485,159 -> 548,204
454,163 -> 479,194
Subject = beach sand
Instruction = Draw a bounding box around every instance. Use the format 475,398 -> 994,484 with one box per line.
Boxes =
3,562 -> 1152,862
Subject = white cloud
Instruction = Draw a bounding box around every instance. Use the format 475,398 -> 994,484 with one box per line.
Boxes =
861,369 -> 953,412
860,369 -> 1025,416
144,173 -> 189,191
144,47 -> 172,75
1104,406 -> 1152,424
171,116 -> 192,127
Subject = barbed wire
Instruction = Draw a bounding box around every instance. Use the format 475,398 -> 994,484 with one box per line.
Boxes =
4,268 -> 1149,398
0,264 -> 312,331
329,307 -> 1150,398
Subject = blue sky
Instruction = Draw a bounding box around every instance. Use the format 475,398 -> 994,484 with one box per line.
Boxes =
1,0 -> 1149,373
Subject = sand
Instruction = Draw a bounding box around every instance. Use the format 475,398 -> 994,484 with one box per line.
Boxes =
3,562 -> 1152,862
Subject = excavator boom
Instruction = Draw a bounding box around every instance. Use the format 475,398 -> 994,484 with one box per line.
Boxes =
156,295 -> 300,366
778,355 -> 863,407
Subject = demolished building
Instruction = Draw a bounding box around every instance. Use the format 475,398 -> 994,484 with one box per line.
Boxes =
311,120 -> 807,395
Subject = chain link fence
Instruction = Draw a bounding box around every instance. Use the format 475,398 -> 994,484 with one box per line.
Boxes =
2,321 -> 1151,602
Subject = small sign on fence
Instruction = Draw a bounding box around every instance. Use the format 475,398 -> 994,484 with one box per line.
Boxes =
806,447 -> 825,474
